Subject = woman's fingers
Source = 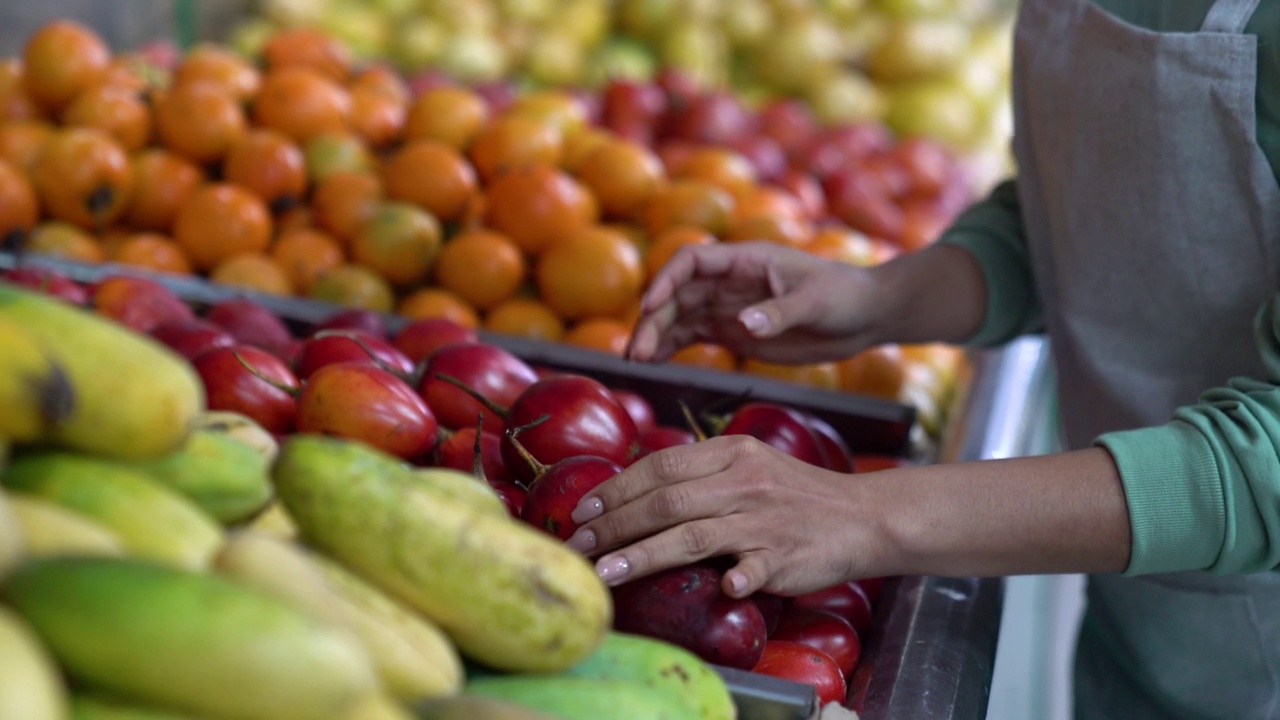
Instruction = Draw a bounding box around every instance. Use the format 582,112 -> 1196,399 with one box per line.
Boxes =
589,517 -> 742,587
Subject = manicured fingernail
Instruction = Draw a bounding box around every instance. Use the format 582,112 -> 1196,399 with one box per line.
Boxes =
566,528 -> 596,553
571,497 -> 604,524
739,308 -> 770,335
727,571 -> 748,596
596,555 -> 631,584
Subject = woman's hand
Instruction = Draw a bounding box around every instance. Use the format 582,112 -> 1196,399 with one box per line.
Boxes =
626,241 -> 880,365
564,435 -> 893,598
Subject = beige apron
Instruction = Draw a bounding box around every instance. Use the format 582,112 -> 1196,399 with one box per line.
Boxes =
1010,0 -> 1280,716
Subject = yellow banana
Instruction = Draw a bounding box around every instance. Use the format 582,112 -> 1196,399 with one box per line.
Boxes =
0,313 -> 68,443
126,429 -> 274,524
341,694 -> 416,720
410,468 -> 508,518
70,694 -> 199,719
193,411 -> 280,464
6,491 -> 125,559
215,531 -> 463,701
0,283 -> 204,460
0,606 -> 68,720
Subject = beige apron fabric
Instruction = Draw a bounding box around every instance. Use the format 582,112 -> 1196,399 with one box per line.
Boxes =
1009,0 -> 1280,716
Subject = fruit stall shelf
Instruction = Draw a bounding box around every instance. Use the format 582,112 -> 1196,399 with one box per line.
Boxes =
0,253 -> 1051,720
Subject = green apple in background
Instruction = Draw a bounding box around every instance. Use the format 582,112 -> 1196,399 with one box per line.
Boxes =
559,0 -> 612,46
871,0 -> 958,18
615,0 -> 682,40
316,4 -> 390,59
262,0 -> 327,26
865,18 -> 971,83
523,31 -> 587,87
661,23 -> 728,88
805,69 -> 885,124
305,134 -> 377,184
228,17 -> 276,58
587,39 -> 657,86
393,16 -> 449,68
722,0 -> 772,48
496,0 -> 557,24
754,15 -> 846,93
437,30 -> 509,83
365,0 -> 418,17
883,79 -> 983,150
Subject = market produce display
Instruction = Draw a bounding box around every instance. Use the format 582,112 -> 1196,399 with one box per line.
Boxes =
0,18 -> 968,432
228,0 -> 1015,161
0,266 -> 905,716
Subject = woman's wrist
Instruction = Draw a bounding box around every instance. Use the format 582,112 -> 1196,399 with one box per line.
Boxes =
862,243 -> 989,347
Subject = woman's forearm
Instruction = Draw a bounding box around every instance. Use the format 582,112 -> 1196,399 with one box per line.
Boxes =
861,243 -> 989,347
863,447 -> 1133,577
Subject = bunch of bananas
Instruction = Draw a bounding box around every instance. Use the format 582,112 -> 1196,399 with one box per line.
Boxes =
0,283 -> 736,720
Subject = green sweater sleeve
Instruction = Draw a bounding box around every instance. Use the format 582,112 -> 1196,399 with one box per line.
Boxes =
935,179 -> 1045,346
1098,295 -> 1280,575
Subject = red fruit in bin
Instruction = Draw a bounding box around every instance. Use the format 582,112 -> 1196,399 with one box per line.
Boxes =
434,426 -> 515,486
757,98 -> 820,158
612,563 -> 767,671
636,426 -> 698,458
719,402 -> 828,469
2,267 -> 88,304
92,276 -> 194,334
753,640 -> 847,707
612,389 -> 657,433
823,169 -> 905,242
313,308 -> 388,340
852,454 -> 909,473
488,480 -> 527,518
294,331 -> 415,380
856,577 -> 886,605
297,362 -> 439,461
602,79 -> 667,129
194,345 -> 299,434
751,591 -> 792,636
510,424 -> 623,540
772,608 -> 863,679
664,91 -> 753,146
792,580 -> 874,638
892,137 -> 955,199
773,170 -> 827,221
499,375 -> 640,486
804,415 -> 854,474
149,319 -> 235,361
392,317 -> 479,364
418,343 -> 539,433
205,298 -> 295,358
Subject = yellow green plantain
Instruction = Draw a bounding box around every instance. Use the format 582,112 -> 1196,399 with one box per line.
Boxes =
3,557 -> 379,720
124,429 -> 273,524
272,434 -> 612,673
3,453 -> 223,570
0,283 -> 204,460
0,313 -> 68,443
70,694 -> 203,719
215,530 -> 463,701
192,411 -> 279,464
6,491 -> 125,559
414,695 -> 561,720
409,467 -> 508,518
0,487 -> 23,579
463,676 -> 698,720
561,631 -> 736,720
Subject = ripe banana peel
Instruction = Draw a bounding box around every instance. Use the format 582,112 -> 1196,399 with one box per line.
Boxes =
6,491 -> 126,559
70,693 -> 200,719
125,428 -> 274,524
0,283 -> 204,460
0,488 -> 24,579
215,530 -> 463,701
0,606 -> 68,720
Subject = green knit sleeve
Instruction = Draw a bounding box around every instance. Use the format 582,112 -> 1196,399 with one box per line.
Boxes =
1097,294 -> 1280,575
936,179 -> 1045,347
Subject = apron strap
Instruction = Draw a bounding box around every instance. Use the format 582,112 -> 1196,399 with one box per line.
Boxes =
1201,0 -> 1263,33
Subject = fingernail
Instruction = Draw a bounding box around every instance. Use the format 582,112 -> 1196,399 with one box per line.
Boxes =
596,555 -> 631,584
571,497 -> 604,524
566,528 -> 596,553
739,308 -> 770,335
727,571 -> 748,596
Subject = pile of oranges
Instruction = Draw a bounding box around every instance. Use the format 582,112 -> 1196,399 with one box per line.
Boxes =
0,20 -> 964,412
